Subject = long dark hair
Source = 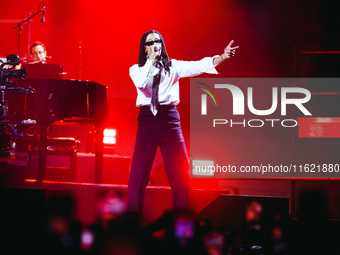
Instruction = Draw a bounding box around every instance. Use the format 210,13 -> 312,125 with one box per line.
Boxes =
138,30 -> 171,73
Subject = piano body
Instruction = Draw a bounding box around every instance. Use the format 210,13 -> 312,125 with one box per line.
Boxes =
7,78 -> 109,183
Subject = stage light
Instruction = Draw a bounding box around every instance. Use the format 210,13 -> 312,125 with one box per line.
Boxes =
191,160 -> 215,176
103,128 -> 117,155
24,179 -> 38,183
103,129 -> 116,145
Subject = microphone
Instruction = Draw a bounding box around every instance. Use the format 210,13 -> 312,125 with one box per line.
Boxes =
41,4 -> 46,23
154,46 -> 162,62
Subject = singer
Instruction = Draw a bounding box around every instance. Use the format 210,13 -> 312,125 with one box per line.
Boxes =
128,30 -> 239,213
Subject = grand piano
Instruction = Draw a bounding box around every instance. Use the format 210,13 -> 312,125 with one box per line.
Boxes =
7,72 -> 109,183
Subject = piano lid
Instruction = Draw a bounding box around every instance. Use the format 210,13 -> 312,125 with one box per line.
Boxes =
7,79 -> 108,126
21,63 -> 64,80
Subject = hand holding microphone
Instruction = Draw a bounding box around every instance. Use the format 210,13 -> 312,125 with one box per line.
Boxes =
147,44 -> 162,63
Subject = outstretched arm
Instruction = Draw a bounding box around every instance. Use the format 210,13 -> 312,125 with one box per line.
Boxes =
213,40 -> 239,67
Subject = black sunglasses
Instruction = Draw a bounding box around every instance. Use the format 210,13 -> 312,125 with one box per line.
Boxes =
145,39 -> 162,46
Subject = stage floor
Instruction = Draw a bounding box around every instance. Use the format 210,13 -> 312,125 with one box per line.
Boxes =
1,160 -> 232,226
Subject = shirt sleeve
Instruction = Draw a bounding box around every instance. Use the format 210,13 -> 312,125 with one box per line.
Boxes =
129,59 -> 155,89
172,56 -> 219,78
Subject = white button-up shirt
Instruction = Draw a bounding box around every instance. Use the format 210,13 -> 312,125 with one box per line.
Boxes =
129,56 -> 218,107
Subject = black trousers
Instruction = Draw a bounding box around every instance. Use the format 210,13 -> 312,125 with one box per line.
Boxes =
127,106 -> 190,213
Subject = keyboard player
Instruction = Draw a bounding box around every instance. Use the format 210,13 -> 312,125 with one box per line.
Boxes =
22,41 -> 63,80
29,41 -> 47,64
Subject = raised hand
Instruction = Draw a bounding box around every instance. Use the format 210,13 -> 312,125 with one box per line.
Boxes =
222,40 -> 239,60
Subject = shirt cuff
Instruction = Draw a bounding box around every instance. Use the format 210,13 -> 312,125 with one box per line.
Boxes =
205,55 -> 219,75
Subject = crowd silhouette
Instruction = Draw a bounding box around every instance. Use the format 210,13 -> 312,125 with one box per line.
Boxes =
40,189 -> 340,255
1,188 -> 340,255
